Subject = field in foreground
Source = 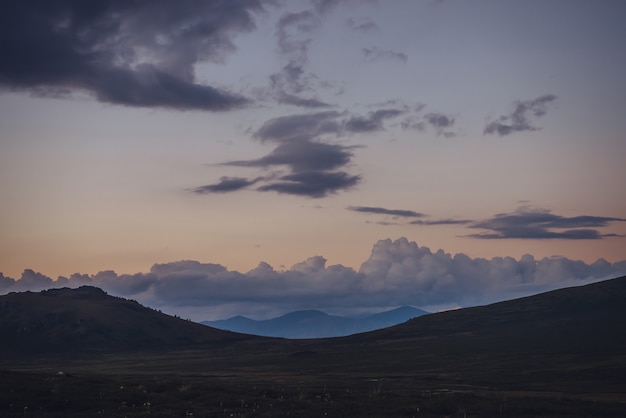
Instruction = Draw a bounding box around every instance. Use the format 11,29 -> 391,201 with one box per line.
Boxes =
1,276 -> 625,416
2,369 -> 625,417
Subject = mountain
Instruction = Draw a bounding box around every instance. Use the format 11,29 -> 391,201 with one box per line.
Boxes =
0,286 -> 256,355
201,306 -> 428,338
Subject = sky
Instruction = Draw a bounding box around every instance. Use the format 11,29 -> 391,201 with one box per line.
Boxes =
1,0 -> 626,320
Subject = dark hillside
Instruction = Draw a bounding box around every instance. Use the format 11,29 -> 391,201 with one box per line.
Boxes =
0,286 -> 256,356
296,275 -> 626,392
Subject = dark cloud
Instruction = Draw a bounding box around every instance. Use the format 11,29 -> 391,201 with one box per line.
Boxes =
195,110 -> 368,198
224,141 -> 359,172
362,46 -> 408,64
469,207 -> 626,239
484,95 -> 557,136
3,238 -> 625,320
258,171 -> 360,198
348,206 -> 424,218
254,111 -> 343,143
0,0 -> 266,110
193,176 -> 263,194
344,108 -> 405,133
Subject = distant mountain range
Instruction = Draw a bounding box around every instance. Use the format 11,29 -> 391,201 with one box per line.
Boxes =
201,306 -> 429,338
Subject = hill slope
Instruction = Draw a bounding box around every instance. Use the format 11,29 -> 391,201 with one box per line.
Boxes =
296,275 -> 626,391
202,306 -> 427,338
0,286 -> 256,355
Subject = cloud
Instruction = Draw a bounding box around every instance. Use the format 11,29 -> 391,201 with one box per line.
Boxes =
258,171 -> 361,198
276,92 -> 331,108
348,206 -> 425,218
2,238 -> 625,320
400,106 -> 458,137
345,18 -> 378,32
362,47 -> 408,64
424,112 -> 456,137
344,109 -> 406,133
204,111 -> 362,198
254,111 -> 344,143
484,94 -> 557,136
267,9 -> 335,107
0,0 -> 265,110
469,207 -> 626,239
224,141 -> 359,173
192,103 -> 448,198
347,205 -> 470,225
410,219 -> 473,225
192,176 -> 264,194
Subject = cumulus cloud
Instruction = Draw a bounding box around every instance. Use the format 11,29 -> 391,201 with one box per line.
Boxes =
2,238 -> 625,320
362,46 -> 408,64
469,207 -> 626,240
484,94 -> 557,136
0,0 -> 265,110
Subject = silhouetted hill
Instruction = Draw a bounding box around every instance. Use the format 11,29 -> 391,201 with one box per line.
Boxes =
299,275 -> 626,391
0,286 -> 256,356
202,306 -> 427,338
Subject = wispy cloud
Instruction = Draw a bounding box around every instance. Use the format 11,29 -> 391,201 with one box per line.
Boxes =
484,95 -> 557,136
268,8 -> 336,108
345,17 -> 378,32
410,219 -> 473,225
348,206 -> 425,218
362,46 -> 408,64
193,176 -> 264,194
344,109 -> 406,133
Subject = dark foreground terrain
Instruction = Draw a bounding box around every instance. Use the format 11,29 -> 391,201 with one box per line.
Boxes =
1,276 -> 625,417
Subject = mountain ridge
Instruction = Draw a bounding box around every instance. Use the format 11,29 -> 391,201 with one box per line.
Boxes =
201,305 -> 428,338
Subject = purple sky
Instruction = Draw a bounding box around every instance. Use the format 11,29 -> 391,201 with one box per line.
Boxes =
1,0 -> 625,319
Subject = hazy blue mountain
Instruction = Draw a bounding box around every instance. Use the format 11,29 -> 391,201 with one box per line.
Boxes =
201,306 -> 428,338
